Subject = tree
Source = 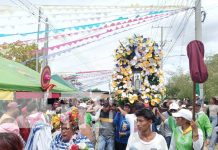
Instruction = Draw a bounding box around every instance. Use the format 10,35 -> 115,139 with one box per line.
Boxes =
165,54 -> 218,101
0,41 -> 41,71
204,54 -> 218,100
165,68 -> 192,99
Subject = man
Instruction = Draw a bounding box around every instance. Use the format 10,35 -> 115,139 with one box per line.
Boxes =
96,101 -> 115,150
0,102 -> 20,124
158,102 -> 179,148
126,108 -> 168,150
0,102 -> 20,135
118,101 -> 145,134
114,103 -> 131,150
194,100 -> 212,147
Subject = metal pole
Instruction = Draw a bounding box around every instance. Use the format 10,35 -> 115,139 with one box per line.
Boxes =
42,17 -> 49,68
193,82 -> 196,121
36,7 -> 41,72
195,0 -> 203,100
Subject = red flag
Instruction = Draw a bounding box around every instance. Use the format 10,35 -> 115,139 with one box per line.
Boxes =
187,40 -> 208,83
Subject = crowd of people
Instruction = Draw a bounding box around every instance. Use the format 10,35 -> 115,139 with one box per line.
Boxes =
0,95 -> 218,150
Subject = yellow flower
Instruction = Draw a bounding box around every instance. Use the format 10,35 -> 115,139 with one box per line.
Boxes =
145,53 -> 152,59
149,67 -> 155,73
115,54 -> 122,59
127,51 -> 132,55
112,81 -> 117,88
117,90 -> 123,94
148,46 -> 154,51
150,100 -> 156,106
129,94 -> 138,104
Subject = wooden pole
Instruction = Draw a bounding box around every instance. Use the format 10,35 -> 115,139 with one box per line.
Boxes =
193,82 -> 196,121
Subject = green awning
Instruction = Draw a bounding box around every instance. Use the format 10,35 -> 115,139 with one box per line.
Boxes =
0,57 -> 76,92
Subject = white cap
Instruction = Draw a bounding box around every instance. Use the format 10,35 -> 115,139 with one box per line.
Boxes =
79,103 -> 87,108
172,109 -> 192,121
169,103 -> 179,110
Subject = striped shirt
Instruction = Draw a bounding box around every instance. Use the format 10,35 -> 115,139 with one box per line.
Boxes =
50,132 -> 94,150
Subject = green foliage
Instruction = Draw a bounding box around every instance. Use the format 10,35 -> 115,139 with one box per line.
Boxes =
166,54 -> 218,100
165,68 -> 192,99
204,54 -> 218,100
0,41 -> 41,71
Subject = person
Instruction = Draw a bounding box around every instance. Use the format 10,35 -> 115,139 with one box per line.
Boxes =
158,102 -> 179,148
0,132 -> 23,150
0,102 -> 20,124
194,100 -> 212,147
126,108 -> 168,150
26,102 -> 47,127
208,96 -> 218,130
96,101 -> 115,150
114,103 -> 131,150
169,109 -> 204,150
118,101 -> 145,134
50,111 -> 94,150
0,102 -> 20,135
16,106 -> 30,142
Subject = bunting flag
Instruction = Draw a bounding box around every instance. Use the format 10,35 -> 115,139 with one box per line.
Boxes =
29,8 -> 185,55
0,8 -> 190,38
23,9 -> 182,64
5,7 -> 188,48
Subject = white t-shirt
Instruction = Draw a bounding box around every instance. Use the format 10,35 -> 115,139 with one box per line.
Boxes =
125,114 -> 137,134
126,132 -> 168,150
208,105 -> 218,117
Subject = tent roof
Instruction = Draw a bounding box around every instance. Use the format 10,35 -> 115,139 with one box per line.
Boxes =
0,57 -> 76,92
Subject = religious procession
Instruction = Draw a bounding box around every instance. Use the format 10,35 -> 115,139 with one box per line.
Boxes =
1,0 -> 218,150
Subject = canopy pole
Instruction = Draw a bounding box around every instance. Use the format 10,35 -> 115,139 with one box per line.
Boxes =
193,82 -> 196,121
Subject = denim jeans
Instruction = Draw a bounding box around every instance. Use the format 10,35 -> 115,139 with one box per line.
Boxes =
98,135 -> 114,150
209,126 -> 218,150
210,116 -> 218,130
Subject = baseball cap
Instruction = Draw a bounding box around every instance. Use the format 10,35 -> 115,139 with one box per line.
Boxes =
169,103 -> 179,110
7,102 -> 20,109
79,103 -> 87,108
172,109 -> 192,121
195,100 -> 202,106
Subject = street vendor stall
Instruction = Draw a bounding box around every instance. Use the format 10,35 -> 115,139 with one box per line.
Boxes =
0,56 -> 77,100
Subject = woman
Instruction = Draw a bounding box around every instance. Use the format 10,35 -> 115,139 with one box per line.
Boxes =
208,97 -> 218,130
0,132 -> 23,150
169,109 -> 204,150
50,108 -> 94,150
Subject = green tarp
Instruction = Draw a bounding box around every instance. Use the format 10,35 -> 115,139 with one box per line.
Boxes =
0,57 -> 76,92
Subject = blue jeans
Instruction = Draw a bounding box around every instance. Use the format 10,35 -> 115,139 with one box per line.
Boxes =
209,126 -> 218,150
210,116 -> 217,130
98,135 -> 114,150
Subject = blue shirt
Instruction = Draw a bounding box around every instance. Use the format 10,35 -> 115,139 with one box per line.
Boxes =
113,112 -> 130,144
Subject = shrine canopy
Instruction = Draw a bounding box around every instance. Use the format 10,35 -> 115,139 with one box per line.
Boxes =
0,57 -> 76,93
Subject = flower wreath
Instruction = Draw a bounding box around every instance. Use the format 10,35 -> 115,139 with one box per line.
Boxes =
51,106 -> 79,130
112,35 -> 165,106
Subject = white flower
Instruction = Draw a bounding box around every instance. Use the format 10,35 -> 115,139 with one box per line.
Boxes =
77,142 -> 87,149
